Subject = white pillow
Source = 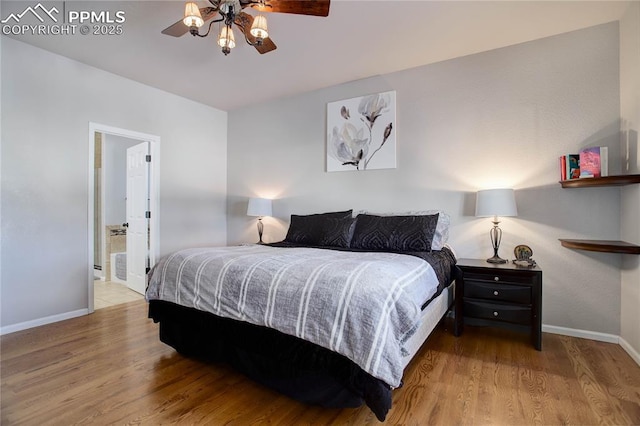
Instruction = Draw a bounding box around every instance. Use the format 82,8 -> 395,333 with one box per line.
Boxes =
359,210 -> 450,251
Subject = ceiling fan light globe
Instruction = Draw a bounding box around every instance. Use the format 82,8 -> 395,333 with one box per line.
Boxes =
183,2 -> 204,28
220,0 -> 241,15
250,15 -> 269,39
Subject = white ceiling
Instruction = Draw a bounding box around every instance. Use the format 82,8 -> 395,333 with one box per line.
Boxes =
2,0 -> 631,111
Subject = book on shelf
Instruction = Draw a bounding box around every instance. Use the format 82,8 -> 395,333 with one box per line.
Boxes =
567,154 -> 580,179
559,154 -> 580,180
579,146 -> 608,178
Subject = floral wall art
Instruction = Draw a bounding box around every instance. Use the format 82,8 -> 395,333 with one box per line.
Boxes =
327,90 -> 396,172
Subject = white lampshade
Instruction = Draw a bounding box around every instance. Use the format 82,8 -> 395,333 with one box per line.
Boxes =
250,15 -> 269,39
247,197 -> 272,217
183,2 -> 204,28
475,188 -> 518,218
218,25 -> 236,49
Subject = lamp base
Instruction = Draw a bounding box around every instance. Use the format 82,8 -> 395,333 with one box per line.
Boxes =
486,255 -> 508,264
487,219 -> 507,264
257,217 -> 264,244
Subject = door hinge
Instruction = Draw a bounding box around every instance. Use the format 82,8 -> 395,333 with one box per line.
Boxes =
145,211 -> 151,219
145,155 -> 151,162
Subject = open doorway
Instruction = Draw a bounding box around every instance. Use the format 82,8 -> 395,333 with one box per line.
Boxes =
88,123 -> 160,312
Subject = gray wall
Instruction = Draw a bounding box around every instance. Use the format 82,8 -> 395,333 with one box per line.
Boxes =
620,2 -> 640,358
1,38 -> 228,331
228,23 -> 623,335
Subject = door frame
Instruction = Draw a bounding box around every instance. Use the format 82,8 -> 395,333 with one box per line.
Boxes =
87,122 -> 160,313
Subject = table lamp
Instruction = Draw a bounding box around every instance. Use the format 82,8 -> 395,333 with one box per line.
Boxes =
475,188 -> 518,264
247,197 -> 272,244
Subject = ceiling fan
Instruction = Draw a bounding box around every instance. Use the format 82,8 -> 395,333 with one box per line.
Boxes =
162,0 -> 331,56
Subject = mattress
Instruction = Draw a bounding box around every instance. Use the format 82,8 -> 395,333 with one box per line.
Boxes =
401,282 -> 453,368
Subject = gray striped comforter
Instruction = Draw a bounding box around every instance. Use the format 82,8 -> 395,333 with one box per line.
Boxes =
146,245 -> 439,387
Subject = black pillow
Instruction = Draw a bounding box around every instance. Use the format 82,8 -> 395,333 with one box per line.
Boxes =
318,216 -> 356,248
350,213 -> 439,252
284,210 -> 353,245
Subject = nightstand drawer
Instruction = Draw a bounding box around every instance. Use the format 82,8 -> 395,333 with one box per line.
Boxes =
463,271 -> 534,285
463,300 -> 531,325
464,281 -> 531,304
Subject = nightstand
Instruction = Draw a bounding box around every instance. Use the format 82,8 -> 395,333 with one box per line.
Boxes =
454,258 -> 542,350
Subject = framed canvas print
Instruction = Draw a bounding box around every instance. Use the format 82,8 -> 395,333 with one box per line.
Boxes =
327,90 -> 396,172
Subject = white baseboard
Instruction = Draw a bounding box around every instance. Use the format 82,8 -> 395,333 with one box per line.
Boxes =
542,324 -> 619,344
0,309 -> 89,336
541,324 -> 640,367
619,337 -> 640,366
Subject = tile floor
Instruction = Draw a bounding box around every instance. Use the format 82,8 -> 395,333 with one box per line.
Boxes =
94,280 -> 144,309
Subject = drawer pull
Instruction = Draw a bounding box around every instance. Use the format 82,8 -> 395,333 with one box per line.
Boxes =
493,290 -> 499,296
493,311 -> 499,317
494,276 -> 499,281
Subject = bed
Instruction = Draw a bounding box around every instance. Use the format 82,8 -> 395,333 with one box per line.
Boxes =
146,210 -> 461,421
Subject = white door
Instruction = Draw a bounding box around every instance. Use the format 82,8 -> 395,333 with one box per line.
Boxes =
126,142 -> 150,295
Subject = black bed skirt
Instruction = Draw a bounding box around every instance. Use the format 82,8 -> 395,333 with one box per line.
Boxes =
148,300 -> 392,421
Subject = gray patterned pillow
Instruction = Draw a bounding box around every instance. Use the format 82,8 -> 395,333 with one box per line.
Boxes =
284,210 -> 353,245
362,210 -> 450,250
318,216 -> 356,248
350,213 -> 439,252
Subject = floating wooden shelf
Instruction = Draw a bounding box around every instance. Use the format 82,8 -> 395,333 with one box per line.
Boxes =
559,174 -> 640,188
559,239 -> 640,255
559,174 -> 639,254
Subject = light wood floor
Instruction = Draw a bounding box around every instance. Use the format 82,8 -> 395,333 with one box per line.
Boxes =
2,300 -> 639,425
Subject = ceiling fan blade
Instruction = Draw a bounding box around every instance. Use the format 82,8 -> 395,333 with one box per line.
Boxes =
250,0 -> 330,17
234,12 -> 278,54
254,37 -> 277,54
161,20 -> 190,37
161,7 -> 218,37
